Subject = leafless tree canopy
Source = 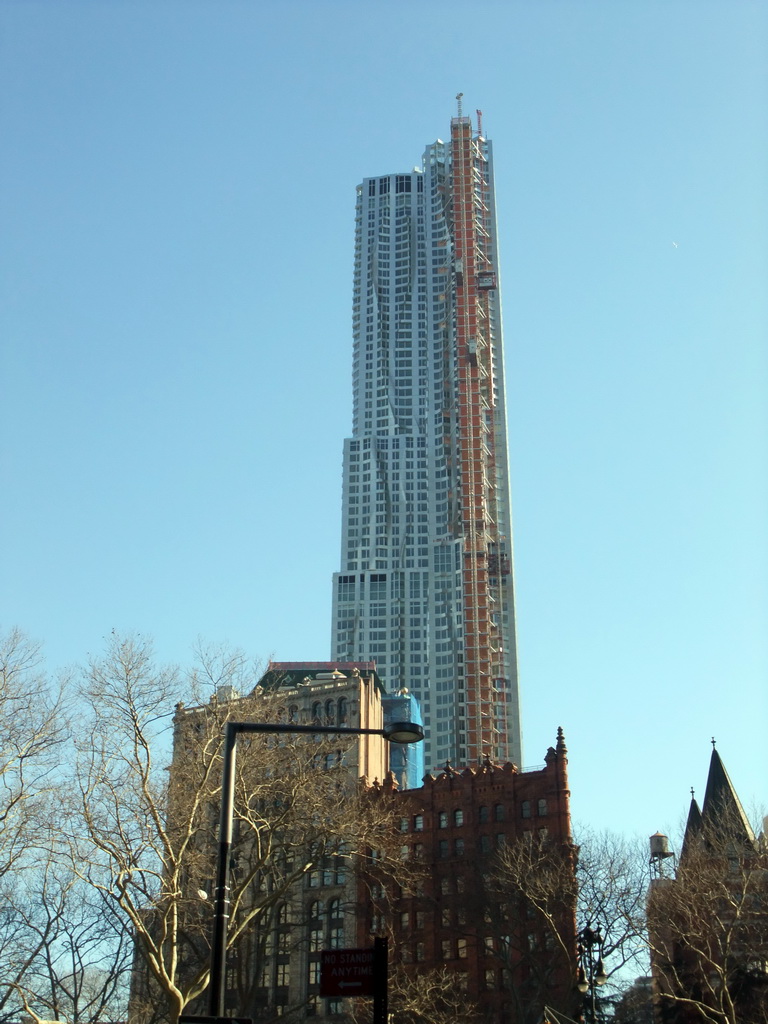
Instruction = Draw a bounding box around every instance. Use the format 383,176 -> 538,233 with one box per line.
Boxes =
3,627 -> 764,1024
647,810 -> 768,1024
0,627 -> 66,876
62,633 -> 412,1024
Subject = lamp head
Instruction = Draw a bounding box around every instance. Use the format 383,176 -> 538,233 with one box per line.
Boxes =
383,721 -> 424,744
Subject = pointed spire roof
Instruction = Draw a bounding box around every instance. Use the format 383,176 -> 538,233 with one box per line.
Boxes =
682,792 -> 704,851
701,744 -> 755,846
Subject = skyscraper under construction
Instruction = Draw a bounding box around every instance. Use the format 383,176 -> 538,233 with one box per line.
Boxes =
331,104 -> 522,771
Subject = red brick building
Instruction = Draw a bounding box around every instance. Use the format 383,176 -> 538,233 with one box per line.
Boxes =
359,729 -> 578,1024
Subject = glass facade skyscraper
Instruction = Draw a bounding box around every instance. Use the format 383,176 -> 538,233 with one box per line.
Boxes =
331,111 -> 522,771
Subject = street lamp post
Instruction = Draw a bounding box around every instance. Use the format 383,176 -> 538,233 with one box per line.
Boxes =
208,719 -> 424,1018
576,923 -> 608,1024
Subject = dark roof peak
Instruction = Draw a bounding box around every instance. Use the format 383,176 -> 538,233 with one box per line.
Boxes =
682,745 -> 756,857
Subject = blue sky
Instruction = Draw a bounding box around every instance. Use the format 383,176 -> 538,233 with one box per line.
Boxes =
2,0 -> 766,842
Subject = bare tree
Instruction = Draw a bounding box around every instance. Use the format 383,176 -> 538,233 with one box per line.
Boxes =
0,857 -> 132,1023
0,628 -> 72,1022
0,627 -> 66,877
62,633 -> 410,1024
473,828 -> 651,1024
646,811 -> 768,1024
386,965 -> 482,1024
478,831 -> 580,1024
575,828 -> 651,981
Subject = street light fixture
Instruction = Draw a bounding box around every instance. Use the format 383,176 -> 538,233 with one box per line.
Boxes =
208,718 -> 424,1018
576,923 -> 608,1023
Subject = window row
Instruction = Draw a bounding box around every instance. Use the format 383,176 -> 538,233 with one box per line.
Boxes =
398,800 -> 548,832
309,698 -> 349,725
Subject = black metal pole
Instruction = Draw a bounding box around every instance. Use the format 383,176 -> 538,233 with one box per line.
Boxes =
209,721 -> 237,1017
206,720 -> 421,1016
372,936 -> 388,1024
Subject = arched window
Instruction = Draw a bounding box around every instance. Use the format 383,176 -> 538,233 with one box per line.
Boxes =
325,699 -> 336,724
521,800 -> 531,819
494,803 -> 505,822
288,704 -> 298,723
311,701 -> 322,723
537,798 -> 548,817
337,697 -> 348,723
438,811 -> 448,828
309,900 -> 324,920
479,805 -> 489,823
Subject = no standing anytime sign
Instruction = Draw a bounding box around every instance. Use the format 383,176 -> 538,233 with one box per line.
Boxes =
319,948 -> 376,998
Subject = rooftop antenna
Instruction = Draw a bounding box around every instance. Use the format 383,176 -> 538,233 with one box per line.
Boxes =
456,92 -> 463,118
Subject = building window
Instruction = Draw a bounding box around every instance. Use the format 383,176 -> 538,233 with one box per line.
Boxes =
494,803 -> 505,822
438,811 -> 448,828
309,900 -> 323,920
454,809 -> 464,826
521,800 -> 531,819
413,814 -> 424,831
439,840 -> 449,858
538,798 -> 548,816
479,805 -> 489,823
455,838 -> 465,855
